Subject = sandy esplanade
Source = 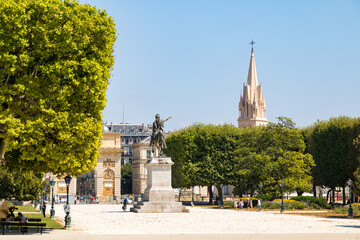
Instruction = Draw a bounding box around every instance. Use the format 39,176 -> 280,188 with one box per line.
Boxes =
51,204 -> 360,235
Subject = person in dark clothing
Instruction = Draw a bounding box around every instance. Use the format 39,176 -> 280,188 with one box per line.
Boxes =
9,206 -> 17,218
41,202 -> 46,218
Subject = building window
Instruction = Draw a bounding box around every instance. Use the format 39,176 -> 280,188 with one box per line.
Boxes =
121,158 -> 124,165
121,138 -> 125,143
129,158 -> 132,164
146,150 -> 151,158
224,185 -> 229,195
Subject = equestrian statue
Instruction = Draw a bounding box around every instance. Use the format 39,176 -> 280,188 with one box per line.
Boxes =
150,114 -> 171,157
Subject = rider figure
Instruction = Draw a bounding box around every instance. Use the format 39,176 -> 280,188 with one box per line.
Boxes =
150,114 -> 171,155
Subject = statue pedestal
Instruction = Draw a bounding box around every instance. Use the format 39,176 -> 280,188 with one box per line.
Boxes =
130,157 -> 188,213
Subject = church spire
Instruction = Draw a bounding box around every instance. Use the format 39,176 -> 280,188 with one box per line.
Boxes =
238,41 -> 267,128
247,48 -> 258,88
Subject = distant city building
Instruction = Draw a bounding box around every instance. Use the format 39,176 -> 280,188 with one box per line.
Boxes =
103,123 -> 153,165
132,136 -> 153,195
238,48 -> 267,128
47,122 -> 152,202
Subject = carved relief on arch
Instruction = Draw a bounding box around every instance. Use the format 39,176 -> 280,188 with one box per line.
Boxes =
103,168 -> 115,180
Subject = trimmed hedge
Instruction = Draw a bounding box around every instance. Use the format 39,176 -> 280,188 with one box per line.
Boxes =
272,199 -> 305,210
291,196 -> 331,209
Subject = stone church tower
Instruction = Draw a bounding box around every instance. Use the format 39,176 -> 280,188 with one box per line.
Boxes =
238,47 -> 267,128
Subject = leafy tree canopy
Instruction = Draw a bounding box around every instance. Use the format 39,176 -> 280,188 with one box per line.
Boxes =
0,164 -> 46,201
0,0 -> 116,175
304,116 -> 360,191
166,123 -> 242,189
234,117 -> 314,199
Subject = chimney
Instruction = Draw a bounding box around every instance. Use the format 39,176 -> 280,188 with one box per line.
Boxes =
110,122 -> 113,131
142,123 -> 145,130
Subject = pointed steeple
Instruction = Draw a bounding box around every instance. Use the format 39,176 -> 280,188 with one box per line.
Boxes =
238,43 -> 267,128
247,50 -> 258,88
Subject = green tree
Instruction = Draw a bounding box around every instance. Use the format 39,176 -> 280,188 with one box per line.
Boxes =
0,165 -> 46,201
305,116 -> 360,203
121,162 -> 132,194
0,0 -> 116,175
234,117 -> 314,199
166,124 -> 242,205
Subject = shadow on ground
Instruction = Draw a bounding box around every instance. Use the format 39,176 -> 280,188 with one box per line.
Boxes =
336,225 -> 360,229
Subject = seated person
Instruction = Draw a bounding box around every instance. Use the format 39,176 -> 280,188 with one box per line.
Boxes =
4,214 -> 12,231
17,212 -> 28,223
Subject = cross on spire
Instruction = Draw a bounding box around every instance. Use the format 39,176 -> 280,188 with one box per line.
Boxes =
249,40 -> 255,51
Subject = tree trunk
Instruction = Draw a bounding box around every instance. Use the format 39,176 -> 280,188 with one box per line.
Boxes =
208,185 -> 213,205
326,189 -> 331,203
343,186 -> 346,205
216,185 -> 224,208
0,124 -> 5,162
332,187 -> 335,205
191,186 -> 194,202
313,185 -> 316,197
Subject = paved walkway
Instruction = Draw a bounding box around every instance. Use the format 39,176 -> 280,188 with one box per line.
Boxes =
3,204 -> 360,240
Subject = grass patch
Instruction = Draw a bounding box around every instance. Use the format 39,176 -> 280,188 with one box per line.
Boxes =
14,205 -> 39,212
25,213 -> 64,229
284,210 -> 360,219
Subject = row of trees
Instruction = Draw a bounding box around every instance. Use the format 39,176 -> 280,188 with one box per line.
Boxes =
166,116 -> 360,205
165,117 -> 315,204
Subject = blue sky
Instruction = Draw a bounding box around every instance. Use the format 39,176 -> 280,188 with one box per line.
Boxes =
79,0 -> 360,131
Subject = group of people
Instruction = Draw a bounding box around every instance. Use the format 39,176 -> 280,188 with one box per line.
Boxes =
4,206 -> 29,232
233,198 -> 262,211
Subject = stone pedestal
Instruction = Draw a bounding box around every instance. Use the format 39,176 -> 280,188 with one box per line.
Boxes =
131,157 -> 188,213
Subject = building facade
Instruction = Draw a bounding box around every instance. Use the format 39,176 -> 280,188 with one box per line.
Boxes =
132,137 -> 153,195
106,123 -> 152,165
49,124 -> 124,202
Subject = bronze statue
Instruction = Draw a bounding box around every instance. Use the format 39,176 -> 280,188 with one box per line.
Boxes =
150,114 -> 171,156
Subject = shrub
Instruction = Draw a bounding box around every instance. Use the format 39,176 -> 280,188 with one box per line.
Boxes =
0,201 -> 13,218
291,196 -> 331,209
262,202 -> 281,209
273,199 -> 305,210
223,201 -> 234,208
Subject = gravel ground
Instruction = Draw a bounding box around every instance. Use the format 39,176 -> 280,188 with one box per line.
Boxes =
47,204 -> 360,235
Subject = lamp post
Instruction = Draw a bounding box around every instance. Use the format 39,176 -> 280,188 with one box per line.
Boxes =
50,179 -> 56,218
347,179 -> 353,219
64,176 -> 72,228
258,183 -> 263,199
280,182 -> 285,213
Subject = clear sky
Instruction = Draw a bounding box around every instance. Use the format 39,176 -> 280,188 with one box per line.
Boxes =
79,0 -> 360,131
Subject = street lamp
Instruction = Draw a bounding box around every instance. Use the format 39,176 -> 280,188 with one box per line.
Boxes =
347,179 -> 353,219
258,183 -> 263,199
280,182 -> 285,213
258,183 -> 263,211
49,179 -> 56,218
64,175 -> 72,228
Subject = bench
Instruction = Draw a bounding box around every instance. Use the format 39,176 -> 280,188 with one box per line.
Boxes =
1,218 -> 42,222
0,222 -> 46,235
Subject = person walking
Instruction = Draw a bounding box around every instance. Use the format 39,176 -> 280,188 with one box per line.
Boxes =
258,198 -> 262,211
41,202 -> 46,218
234,200 -> 238,211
